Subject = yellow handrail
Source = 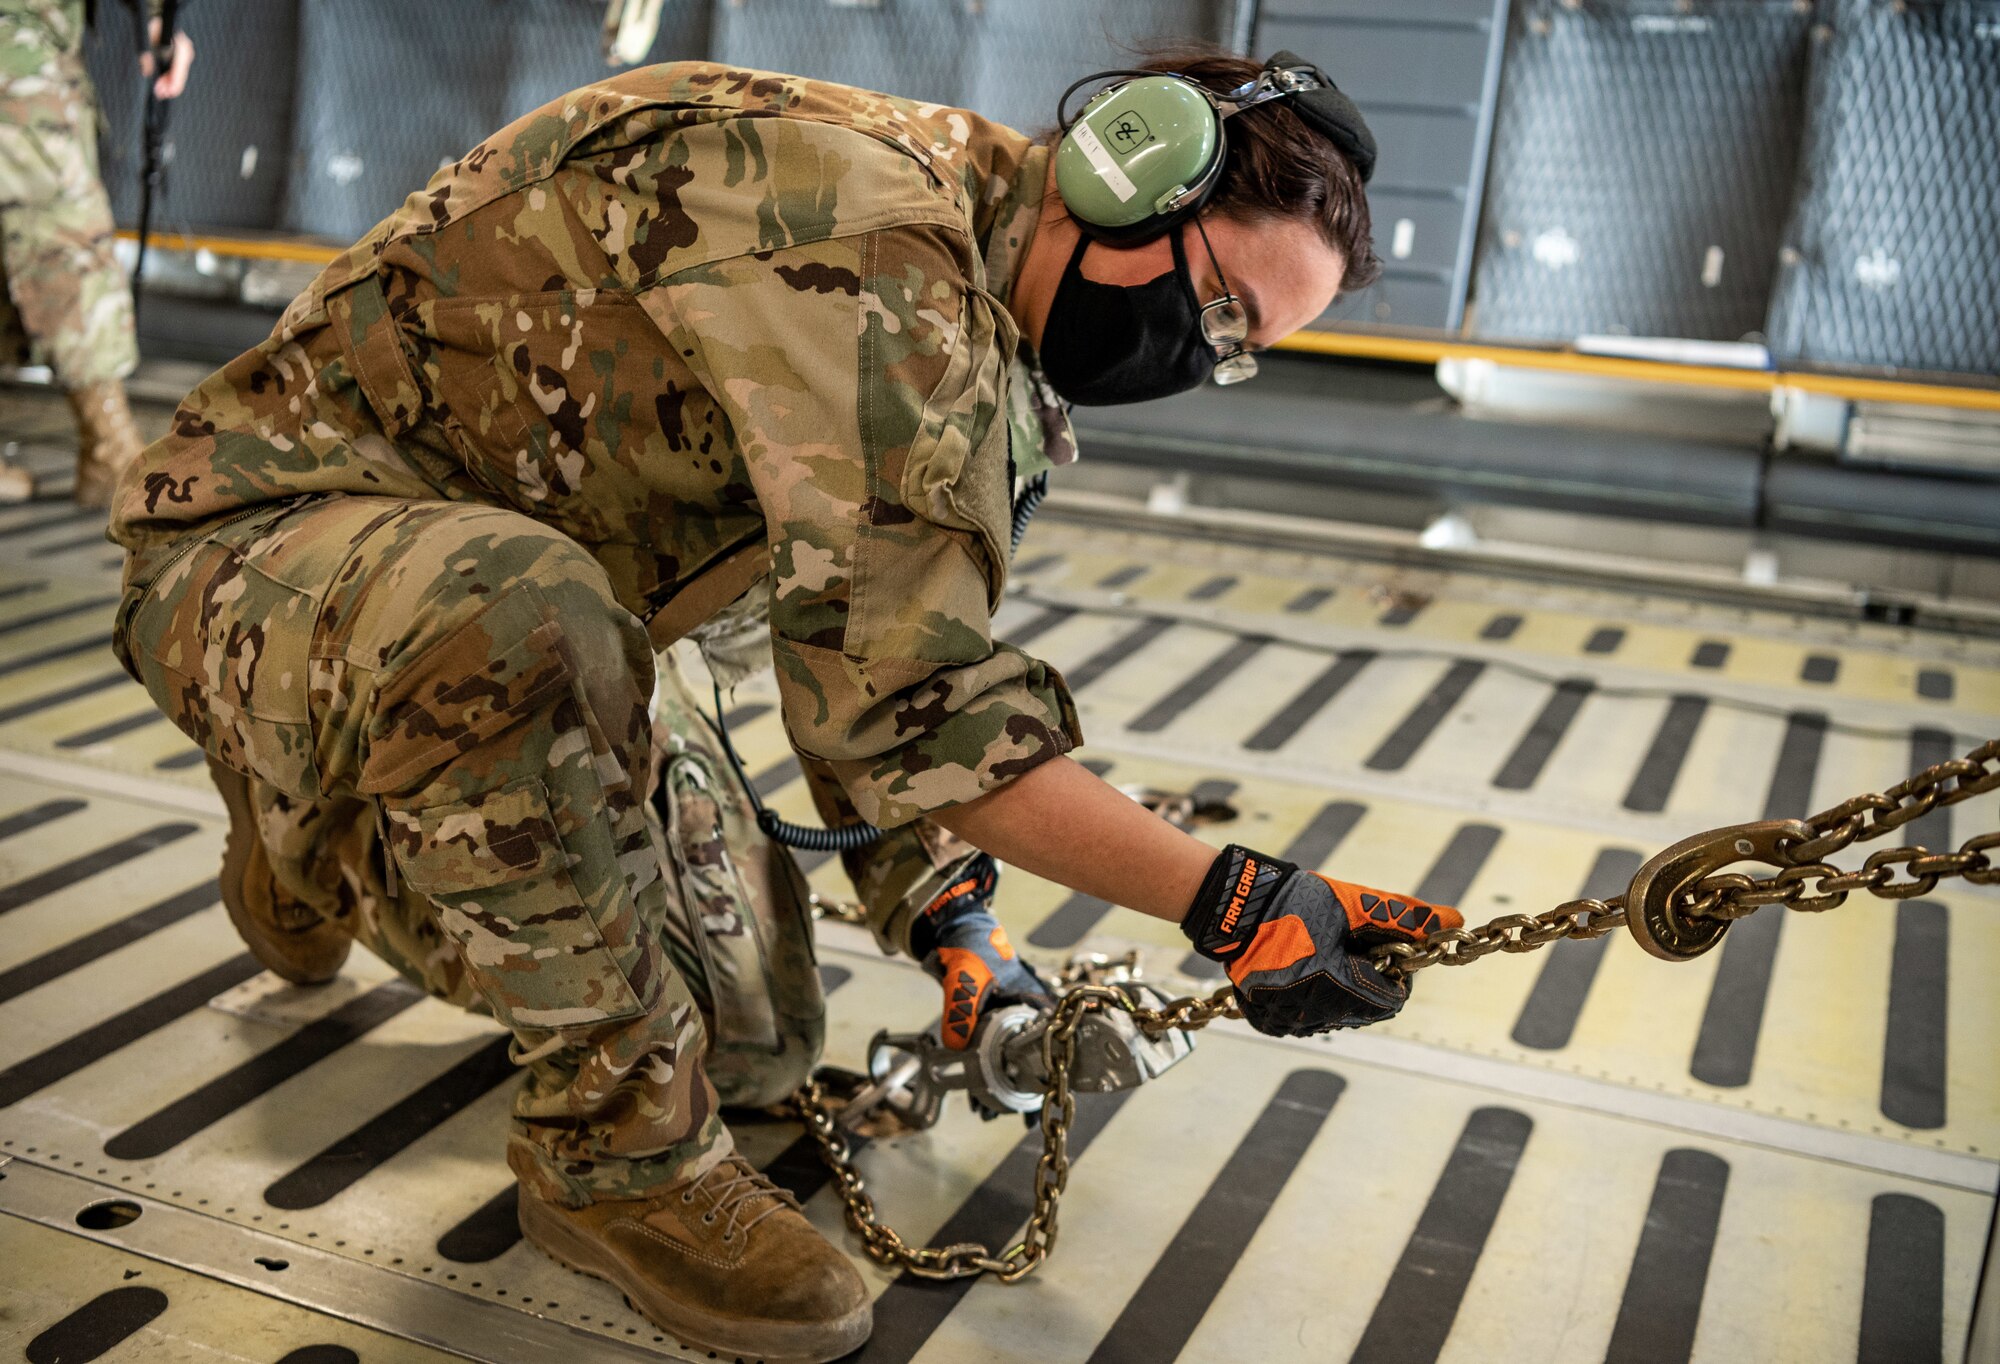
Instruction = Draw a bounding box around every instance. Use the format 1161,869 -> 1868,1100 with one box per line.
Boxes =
121,228 -> 2000,414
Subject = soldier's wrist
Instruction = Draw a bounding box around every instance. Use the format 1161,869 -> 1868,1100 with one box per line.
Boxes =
1180,844 -> 1300,960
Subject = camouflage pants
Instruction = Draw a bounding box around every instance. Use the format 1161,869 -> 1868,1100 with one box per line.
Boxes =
115,493 -> 823,1205
0,47 -> 137,389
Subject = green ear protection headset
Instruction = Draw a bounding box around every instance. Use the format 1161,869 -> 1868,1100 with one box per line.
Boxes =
1053,51 -> 1377,244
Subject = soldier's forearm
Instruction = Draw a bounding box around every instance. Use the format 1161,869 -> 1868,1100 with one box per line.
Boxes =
930,756 -> 1213,923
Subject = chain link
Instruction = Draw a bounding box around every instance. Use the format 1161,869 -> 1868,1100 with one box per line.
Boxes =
789,737 -> 1999,1283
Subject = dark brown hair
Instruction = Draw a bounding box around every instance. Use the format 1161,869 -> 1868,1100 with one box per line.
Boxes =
1134,44 -> 1381,291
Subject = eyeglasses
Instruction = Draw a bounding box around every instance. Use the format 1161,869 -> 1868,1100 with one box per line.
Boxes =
1191,217 -> 1258,386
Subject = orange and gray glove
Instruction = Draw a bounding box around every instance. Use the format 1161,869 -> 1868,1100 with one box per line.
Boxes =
1180,845 -> 1463,1037
910,855 -> 1053,1052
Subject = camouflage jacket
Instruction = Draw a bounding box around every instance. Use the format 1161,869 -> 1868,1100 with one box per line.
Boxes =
110,62 -> 1083,830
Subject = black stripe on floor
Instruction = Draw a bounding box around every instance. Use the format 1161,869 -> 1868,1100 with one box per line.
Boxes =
1689,909 -> 1781,1090
24,1286 -> 169,1364
1186,574 -> 1236,601
1584,626 -> 1625,654
0,796 -> 86,842
1414,823 -> 1502,907
0,822 -> 201,916
56,709 -> 164,748
1126,634 -> 1269,733
0,882 -> 218,1007
0,954 -> 262,1108
1687,711 -> 1828,1088
1623,695 -> 1708,812
0,631 -> 112,677
1914,668 -> 1953,702
750,755 -> 800,800
1857,1192 -> 1944,1364
1085,1070 -> 1343,1364
1285,586 -> 1333,613
265,1034 -> 518,1208
0,507 -> 97,540
1880,901 -> 1948,1130
1378,602 -> 1424,627
0,593 -> 117,637
276,1348 -> 362,1364
1032,780 -> 1239,950
1063,616 -> 1176,692
1689,640 -> 1729,669
1763,712 -> 1827,820
153,748 -> 207,770
1347,1107 -> 1533,1364
1182,801 -> 1367,979
105,979 -> 426,1158
0,576 -> 49,597
1243,649 -> 1374,752
1000,604 -> 1076,650
1480,613 -> 1521,641
1010,553 -> 1063,576
851,1088 -> 1137,1364
1365,660 -> 1485,771
1799,653 -> 1839,685
1511,848 -> 1645,1051
28,528 -> 116,556
1905,729 -> 1955,852
818,963 -> 852,993
438,1185 -> 524,1263
1492,679 -> 1594,790
1097,564 -> 1148,589
0,670 -> 133,724
1602,1148 -> 1728,1364
721,702 -> 770,729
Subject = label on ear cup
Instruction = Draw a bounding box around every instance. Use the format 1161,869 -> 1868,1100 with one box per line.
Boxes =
1070,121 -> 1138,204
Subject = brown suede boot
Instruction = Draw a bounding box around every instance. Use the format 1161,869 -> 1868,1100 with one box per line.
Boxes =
68,379 -> 144,510
518,1154 -> 873,1363
209,759 -> 352,986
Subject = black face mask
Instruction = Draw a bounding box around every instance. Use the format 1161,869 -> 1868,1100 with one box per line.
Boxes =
1037,229 -> 1215,407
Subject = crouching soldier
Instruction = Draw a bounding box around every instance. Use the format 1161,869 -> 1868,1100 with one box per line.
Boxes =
108,45 -> 1460,1362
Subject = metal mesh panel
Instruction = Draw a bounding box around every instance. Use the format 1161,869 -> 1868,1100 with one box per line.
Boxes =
85,0 -> 302,232
284,0 -> 710,241
960,0 -> 1226,134
1470,0 -> 1813,342
712,0 -> 1227,136
1766,0 -> 2000,376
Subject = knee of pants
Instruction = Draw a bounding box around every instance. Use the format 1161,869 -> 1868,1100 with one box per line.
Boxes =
357,524 -> 653,799
363,528 -> 663,1036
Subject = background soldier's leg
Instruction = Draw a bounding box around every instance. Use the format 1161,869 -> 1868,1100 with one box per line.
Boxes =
119,495 -> 727,1209
0,55 -> 142,504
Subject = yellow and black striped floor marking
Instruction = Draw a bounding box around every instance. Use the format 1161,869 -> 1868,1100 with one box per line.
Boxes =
0,387 -> 1993,1360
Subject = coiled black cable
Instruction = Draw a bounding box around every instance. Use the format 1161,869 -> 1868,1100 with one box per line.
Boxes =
1012,471 -> 1049,551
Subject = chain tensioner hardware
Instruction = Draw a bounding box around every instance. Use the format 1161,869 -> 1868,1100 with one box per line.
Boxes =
790,736 -> 1999,1284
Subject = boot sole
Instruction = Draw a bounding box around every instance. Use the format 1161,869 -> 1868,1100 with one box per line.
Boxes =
208,758 -> 348,987
517,1189 -> 872,1364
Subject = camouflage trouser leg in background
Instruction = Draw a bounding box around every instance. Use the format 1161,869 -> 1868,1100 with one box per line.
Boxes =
115,493 -> 729,1207
0,50 -> 138,388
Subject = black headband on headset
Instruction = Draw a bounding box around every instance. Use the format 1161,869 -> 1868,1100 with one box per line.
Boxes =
1226,51 -> 1378,185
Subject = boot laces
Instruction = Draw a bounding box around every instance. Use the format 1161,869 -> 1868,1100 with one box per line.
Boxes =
686,1157 -> 800,1241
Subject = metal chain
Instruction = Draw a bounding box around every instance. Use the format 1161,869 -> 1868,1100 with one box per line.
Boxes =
790,736 -> 2000,1283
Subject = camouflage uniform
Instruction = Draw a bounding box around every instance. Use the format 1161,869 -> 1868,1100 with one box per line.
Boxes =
109,63 -> 1082,1204
0,0 -> 143,387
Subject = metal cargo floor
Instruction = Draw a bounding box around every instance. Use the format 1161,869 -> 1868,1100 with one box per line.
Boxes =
0,387 -> 1993,1363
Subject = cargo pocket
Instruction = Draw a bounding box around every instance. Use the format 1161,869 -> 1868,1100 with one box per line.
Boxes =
122,539 -> 324,800
392,778 -> 647,1032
